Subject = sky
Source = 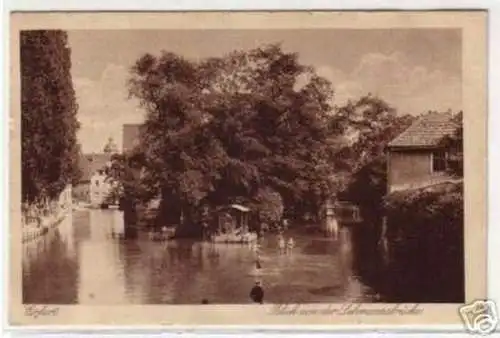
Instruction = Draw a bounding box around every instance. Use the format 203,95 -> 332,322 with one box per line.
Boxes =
68,29 -> 462,154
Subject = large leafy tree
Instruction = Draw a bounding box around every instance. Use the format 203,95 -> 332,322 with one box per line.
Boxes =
21,30 -> 80,205
128,44 -> 335,227
335,95 -> 416,222
329,94 -> 415,174
105,149 -> 158,206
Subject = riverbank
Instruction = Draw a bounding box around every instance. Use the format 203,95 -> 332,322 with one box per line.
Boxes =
22,207 -> 72,243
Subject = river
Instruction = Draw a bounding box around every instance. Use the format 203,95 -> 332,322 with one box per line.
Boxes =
22,209 -> 382,304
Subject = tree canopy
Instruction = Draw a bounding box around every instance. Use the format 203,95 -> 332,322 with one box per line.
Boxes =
21,30 -> 80,205
113,43 -> 437,231
324,94 -> 415,210
328,94 -> 415,174
127,44 -> 335,220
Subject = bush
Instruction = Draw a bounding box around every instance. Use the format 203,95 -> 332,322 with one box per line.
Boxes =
341,155 -> 387,223
251,187 -> 284,225
382,181 -> 464,302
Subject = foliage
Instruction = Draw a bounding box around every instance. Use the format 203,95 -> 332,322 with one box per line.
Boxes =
440,111 -> 463,177
328,94 -> 415,174
71,143 -> 84,185
340,155 -> 387,221
105,151 -> 155,204
250,187 -> 284,225
128,44 -> 335,223
382,181 -> 464,302
384,180 -> 463,236
334,96 -> 415,221
21,30 -> 81,205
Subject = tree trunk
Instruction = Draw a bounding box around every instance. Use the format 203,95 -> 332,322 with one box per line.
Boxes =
156,187 -> 182,229
175,203 -> 203,238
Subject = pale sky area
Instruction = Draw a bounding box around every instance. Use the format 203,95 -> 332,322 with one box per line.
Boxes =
68,29 -> 462,154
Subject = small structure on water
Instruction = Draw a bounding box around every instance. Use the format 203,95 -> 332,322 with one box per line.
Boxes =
321,199 -> 362,236
212,204 -> 258,243
334,201 -> 362,225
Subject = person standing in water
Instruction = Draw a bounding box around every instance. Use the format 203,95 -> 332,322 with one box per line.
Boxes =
255,255 -> 262,269
282,218 -> 289,231
255,241 -> 262,269
252,240 -> 260,255
278,233 -> 286,254
250,281 -> 264,304
287,237 -> 295,255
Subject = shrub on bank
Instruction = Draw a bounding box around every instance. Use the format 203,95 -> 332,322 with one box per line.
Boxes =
382,181 -> 464,302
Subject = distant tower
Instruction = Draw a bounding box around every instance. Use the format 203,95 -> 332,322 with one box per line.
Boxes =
103,137 -> 118,154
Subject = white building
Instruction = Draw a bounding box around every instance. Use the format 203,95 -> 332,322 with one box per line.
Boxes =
85,137 -> 118,208
58,184 -> 72,210
89,169 -> 112,207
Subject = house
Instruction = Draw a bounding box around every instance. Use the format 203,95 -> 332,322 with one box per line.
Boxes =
74,138 -> 118,206
89,168 -> 112,207
73,153 -> 109,203
387,112 -> 462,193
58,184 -> 72,210
76,152 -> 112,205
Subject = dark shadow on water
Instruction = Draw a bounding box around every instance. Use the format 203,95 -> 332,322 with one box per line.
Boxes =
350,221 -> 465,303
23,230 -> 79,304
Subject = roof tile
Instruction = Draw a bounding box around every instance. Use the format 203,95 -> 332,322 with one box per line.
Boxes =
388,112 -> 459,148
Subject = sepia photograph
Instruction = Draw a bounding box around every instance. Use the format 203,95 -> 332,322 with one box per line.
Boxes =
9,11 -> 487,327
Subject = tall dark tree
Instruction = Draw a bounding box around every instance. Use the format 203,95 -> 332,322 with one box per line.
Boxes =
21,30 -> 80,205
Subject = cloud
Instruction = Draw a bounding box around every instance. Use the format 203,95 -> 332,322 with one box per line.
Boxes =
316,66 -> 346,84
74,64 -> 144,153
334,81 -> 364,105
316,52 -> 462,114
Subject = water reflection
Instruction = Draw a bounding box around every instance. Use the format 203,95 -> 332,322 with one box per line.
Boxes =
23,209 -> 377,304
22,213 -> 78,304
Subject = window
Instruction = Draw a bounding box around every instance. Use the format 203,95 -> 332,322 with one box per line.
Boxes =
432,150 -> 447,172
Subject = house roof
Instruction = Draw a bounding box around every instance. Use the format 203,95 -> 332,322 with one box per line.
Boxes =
388,112 -> 460,149
123,124 -> 145,154
79,153 -> 112,182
